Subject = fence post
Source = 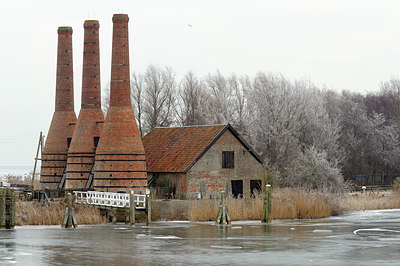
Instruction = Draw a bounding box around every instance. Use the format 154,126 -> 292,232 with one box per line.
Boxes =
130,190 -> 135,226
262,184 -> 272,223
146,189 -> 151,226
0,189 -> 15,229
216,191 -> 231,224
62,193 -> 77,228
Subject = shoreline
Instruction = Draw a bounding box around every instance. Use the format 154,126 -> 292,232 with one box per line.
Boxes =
12,207 -> 400,228
12,189 -> 400,226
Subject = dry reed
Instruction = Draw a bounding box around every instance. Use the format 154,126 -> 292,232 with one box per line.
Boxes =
341,191 -> 400,211
16,189 -> 400,225
16,199 -> 106,226
188,188 -> 338,221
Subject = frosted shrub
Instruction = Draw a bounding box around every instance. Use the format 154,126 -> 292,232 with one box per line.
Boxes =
282,147 -> 345,192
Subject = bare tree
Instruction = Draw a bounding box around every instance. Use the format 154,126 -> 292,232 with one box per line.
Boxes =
131,73 -> 145,136
203,71 -> 233,124
177,71 -> 208,126
142,65 -> 177,133
228,74 -> 251,134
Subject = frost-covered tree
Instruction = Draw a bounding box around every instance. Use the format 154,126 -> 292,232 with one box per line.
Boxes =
282,146 -> 345,192
245,73 -> 344,189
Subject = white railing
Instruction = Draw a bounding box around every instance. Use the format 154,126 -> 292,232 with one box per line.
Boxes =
73,191 -> 147,209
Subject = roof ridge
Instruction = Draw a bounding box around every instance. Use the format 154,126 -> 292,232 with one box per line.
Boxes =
153,124 -> 226,129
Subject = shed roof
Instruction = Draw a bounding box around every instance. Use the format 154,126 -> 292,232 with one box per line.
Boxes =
142,124 -> 263,173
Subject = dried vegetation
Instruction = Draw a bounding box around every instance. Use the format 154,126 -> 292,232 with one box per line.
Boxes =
16,198 -> 105,226
14,189 -> 400,225
188,189 -> 339,221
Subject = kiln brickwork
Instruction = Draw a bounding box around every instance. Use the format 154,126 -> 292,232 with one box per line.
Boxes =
93,14 -> 147,193
40,27 -> 77,189
65,20 -> 104,189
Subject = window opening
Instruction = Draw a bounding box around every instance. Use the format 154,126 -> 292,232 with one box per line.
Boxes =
222,151 -> 234,168
94,137 -> 100,149
231,180 -> 243,198
67,138 -> 72,148
250,180 -> 262,196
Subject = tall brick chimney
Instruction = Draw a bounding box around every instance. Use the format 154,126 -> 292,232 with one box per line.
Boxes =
65,20 -> 104,189
93,14 -> 147,192
40,27 -> 77,189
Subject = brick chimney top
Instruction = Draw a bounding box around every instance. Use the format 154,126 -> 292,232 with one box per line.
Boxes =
84,20 -> 99,29
112,14 -> 129,23
109,13 -> 131,107
57,27 -> 73,34
81,20 -> 101,109
55,26 -> 74,112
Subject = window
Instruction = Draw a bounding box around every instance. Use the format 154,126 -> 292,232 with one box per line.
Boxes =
67,138 -> 72,148
94,137 -> 100,149
250,180 -> 262,196
231,180 -> 243,198
222,151 -> 234,168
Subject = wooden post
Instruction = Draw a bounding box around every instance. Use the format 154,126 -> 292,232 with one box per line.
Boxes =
146,189 -> 151,226
32,131 -> 43,195
216,191 -> 231,224
130,190 -> 135,226
0,189 -> 15,229
112,211 -> 117,224
61,193 -> 77,228
262,184 -> 272,223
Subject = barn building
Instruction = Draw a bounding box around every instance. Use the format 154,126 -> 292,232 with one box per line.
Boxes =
142,124 -> 265,199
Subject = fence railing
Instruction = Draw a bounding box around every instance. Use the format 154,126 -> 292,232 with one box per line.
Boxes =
73,191 -> 147,209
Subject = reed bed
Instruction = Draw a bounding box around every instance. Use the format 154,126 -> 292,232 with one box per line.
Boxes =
188,188 -> 339,221
15,189 -> 400,225
342,191 -> 400,211
272,188 -> 338,219
151,200 -> 189,221
16,199 -> 105,226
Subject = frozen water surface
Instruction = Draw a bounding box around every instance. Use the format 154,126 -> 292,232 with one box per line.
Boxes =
1,209 -> 400,265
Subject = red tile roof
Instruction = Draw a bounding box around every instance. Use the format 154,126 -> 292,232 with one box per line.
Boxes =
142,125 -> 226,173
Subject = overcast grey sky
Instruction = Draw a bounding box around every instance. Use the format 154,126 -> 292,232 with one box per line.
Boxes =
1,0 -> 400,166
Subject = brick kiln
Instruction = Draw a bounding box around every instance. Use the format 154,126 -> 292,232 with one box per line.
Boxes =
65,20 -> 104,189
40,27 -> 77,189
41,15 -> 147,192
92,14 -> 147,193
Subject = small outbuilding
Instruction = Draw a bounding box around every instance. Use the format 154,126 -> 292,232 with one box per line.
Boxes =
142,124 -> 265,199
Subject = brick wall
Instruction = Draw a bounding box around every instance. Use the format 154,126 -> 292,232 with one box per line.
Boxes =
186,130 -> 265,199
149,130 -> 264,199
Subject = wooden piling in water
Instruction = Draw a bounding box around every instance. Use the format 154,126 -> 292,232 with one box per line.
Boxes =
0,189 -> 15,229
130,190 -> 135,226
61,193 -> 77,228
262,184 -> 272,223
146,190 -> 151,226
216,191 -> 231,224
